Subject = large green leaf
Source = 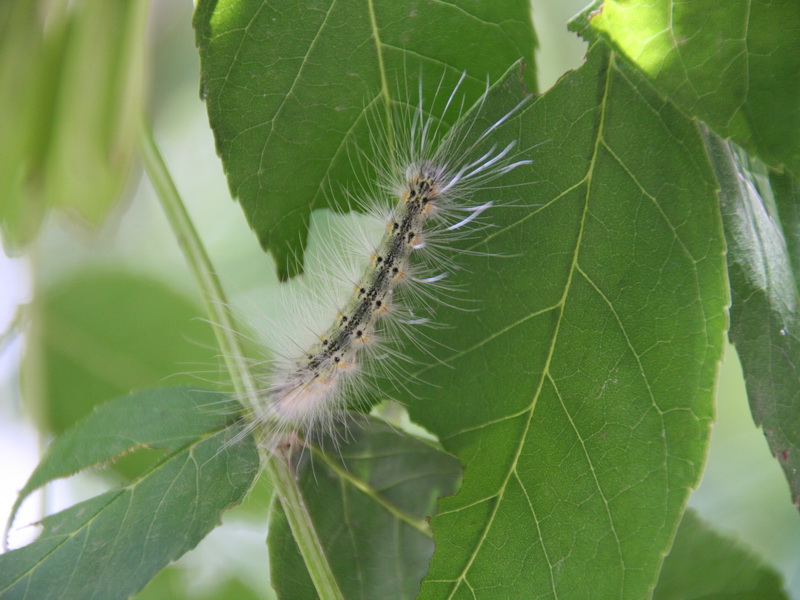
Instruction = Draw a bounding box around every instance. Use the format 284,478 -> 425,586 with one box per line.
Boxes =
588,0 -> 800,178
383,44 -> 726,598
1,387 -> 259,600
268,415 -> 461,600
703,131 -> 800,507
193,0 -> 537,278
653,509 -> 788,599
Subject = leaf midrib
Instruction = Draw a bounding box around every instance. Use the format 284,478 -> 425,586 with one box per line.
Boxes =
313,446 -> 433,537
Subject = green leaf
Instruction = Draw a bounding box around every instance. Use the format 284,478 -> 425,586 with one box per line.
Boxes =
193,0 -> 537,278
11,386 -> 240,516
586,0 -> 800,177
703,130 -> 800,507
268,415 -> 461,600
27,269 -> 219,436
1,387 -> 259,600
0,0 -> 146,251
653,509 -> 788,599
384,46 -> 727,598
772,170 -> 800,283
0,0 -> 60,249
42,0 -> 147,224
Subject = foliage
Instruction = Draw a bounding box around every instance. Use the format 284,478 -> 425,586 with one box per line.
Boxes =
654,509 -> 788,600
1,0 -> 798,599
1,388 -> 259,600
269,416 -> 462,600
0,0 -> 147,250
192,0 -> 537,278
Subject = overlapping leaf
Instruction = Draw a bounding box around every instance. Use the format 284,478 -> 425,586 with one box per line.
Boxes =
193,0 -> 537,278
0,387 -> 259,600
653,509 -> 787,599
703,131 -> 800,507
588,0 -> 800,177
269,416 -> 461,600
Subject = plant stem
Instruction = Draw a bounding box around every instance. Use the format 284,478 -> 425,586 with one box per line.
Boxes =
137,116 -> 344,600
136,121 -> 253,402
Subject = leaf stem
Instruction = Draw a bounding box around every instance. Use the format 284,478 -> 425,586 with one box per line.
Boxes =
135,118 -> 253,402
137,116 -> 344,600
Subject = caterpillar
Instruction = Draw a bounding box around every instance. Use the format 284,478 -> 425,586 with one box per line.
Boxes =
246,71 -> 531,449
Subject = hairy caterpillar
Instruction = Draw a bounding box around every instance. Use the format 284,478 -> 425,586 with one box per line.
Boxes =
242,71 -> 532,449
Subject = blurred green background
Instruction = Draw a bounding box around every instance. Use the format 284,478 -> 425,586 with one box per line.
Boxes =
1,1 -> 798,598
